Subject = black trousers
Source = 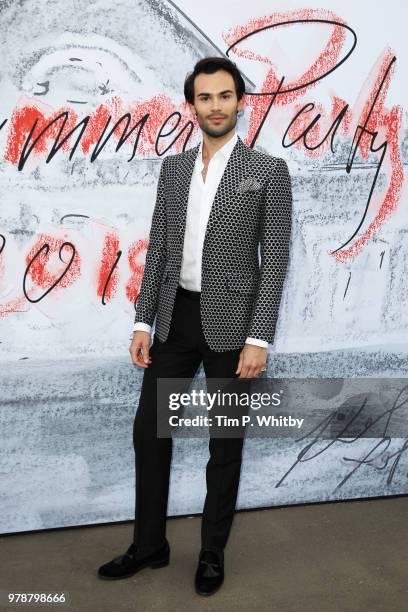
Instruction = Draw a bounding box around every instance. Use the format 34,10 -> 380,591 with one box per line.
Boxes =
133,285 -> 249,556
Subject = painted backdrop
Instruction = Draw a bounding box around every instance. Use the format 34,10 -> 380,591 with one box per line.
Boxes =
1,0 -> 407,533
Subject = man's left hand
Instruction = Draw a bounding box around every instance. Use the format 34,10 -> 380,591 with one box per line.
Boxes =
235,344 -> 267,378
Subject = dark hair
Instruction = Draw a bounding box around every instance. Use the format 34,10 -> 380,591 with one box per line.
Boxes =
184,56 -> 245,104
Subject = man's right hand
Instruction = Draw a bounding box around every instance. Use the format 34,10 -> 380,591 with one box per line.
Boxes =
129,331 -> 152,368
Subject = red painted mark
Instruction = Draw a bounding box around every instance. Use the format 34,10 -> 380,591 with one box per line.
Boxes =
223,8 -> 347,146
333,49 -> 404,261
286,97 -> 353,159
5,95 -> 197,164
0,296 -> 27,318
331,95 -> 352,133
125,239 -> 148,305
287,101 -> 330,159
96,232 -> 120,301
25,233 -> 81,291
4,104 -> 80,165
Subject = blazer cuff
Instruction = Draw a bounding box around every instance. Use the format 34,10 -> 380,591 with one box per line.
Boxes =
133,322 -> 152,334
245,336 -> 268,349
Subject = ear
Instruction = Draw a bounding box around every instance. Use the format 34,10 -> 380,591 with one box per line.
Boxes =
187,102 -> 196,117
237,95 -> 245,113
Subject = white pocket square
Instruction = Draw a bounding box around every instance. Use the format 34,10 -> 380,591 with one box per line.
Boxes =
235,177 -> 262,194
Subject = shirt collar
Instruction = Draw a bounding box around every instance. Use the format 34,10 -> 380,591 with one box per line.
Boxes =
196,132 -> 238,169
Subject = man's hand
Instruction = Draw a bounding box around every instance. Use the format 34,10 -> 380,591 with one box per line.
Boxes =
129,331 -> 152,368
235,344 -> 267,378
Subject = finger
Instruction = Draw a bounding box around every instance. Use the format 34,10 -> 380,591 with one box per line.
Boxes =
133,345 -> 149,368
235,353 -> 243,375
246,365 -> 257,379
142,343 -> 150,364
239,365 -> 250,379
132,349 -> 144,367
258,363 -> 267,376
135,355 -> 149,368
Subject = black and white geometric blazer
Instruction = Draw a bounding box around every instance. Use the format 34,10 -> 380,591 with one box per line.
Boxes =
134,135 -> 293,352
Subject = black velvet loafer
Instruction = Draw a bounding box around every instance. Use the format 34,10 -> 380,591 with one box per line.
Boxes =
97,539 -> 170,580
194,549 -> 224,596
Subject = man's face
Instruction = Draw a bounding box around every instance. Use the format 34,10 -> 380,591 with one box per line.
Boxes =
189,69 -> 245,139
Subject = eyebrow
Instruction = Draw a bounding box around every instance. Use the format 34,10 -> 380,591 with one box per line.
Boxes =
197,90 -> 234,97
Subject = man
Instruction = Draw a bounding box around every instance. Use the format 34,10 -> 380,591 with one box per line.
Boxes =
98,56 -> 293,596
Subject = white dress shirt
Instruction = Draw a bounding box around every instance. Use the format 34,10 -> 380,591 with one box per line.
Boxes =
133,131 -> 268,349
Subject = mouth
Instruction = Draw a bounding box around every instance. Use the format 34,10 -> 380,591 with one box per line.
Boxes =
209,116 -> 225,122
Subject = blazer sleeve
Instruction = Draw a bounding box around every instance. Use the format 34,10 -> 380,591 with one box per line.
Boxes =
134,157 -> 168,327
247,157 -> 293,344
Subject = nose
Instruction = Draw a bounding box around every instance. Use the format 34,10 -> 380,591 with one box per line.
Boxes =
210,99 -> 222,113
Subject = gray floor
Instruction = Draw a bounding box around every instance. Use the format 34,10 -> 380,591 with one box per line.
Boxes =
1,497 -> 407,612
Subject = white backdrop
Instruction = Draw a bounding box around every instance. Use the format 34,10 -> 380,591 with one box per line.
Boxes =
0,0 -> 407,533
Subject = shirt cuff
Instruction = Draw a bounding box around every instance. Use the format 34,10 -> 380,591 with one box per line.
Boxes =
133,322 -> 152,334
245,337 -> 268,349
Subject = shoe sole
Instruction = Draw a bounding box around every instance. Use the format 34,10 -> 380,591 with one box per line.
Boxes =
195,581 -> 224,596
98,557 -> 169,580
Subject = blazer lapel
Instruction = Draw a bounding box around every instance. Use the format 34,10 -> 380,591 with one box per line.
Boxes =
176,135 -> 252,238
205,135 -> 251,235
176,143 -> 199,236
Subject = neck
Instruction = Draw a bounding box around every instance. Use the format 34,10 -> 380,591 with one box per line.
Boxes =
201,129 -> 236,161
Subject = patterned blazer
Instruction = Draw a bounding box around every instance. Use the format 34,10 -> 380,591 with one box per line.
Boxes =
134,135 -> 293,352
